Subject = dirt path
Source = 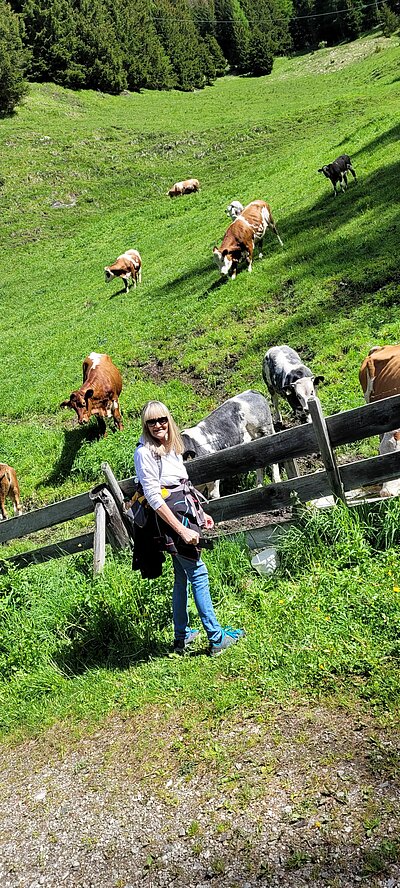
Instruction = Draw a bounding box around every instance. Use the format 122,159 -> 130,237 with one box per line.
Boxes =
0,703 -> 399,887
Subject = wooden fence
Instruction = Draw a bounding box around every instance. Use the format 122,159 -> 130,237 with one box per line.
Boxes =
1,394 -> 400,574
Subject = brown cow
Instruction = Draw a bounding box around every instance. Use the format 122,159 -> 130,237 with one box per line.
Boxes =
104,249 -> 142,293
0,463 -> 22,520
213,199 -> 283,279
61,352 -> 123,436
167,178 -> 200,197
359,344 -> 400,497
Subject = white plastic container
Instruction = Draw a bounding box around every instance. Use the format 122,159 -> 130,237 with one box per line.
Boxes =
251,547 -> 279,577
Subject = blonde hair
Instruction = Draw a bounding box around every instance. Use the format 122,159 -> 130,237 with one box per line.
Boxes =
140,400 -> 184,455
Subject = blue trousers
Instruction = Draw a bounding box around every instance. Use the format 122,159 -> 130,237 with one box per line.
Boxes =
172,554 -> 222,644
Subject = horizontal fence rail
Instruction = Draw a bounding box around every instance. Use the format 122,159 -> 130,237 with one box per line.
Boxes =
0,395 -> 400,568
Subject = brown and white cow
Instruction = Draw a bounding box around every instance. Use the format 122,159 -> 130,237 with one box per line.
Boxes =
167,179 -> 200,198
359,344 -> 400,497
104,249 -> 142,293
0,463 -> 22,520
213,200 -> 283,279
61,352 -> 123,437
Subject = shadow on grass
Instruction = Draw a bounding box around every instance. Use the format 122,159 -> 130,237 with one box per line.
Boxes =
40,424 -> 100,488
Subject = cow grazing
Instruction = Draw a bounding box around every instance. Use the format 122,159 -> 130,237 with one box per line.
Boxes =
104,249 -> 142,293
181,390 -> 280,500
0,463 -> 22,520
167,179 -> 200,198
359,344 -> 400,497
61,352 -> 123,436
263,345 -> 324,424
226,200 -> 244,220
318,154 -> 357,196
214,200 -> 283,279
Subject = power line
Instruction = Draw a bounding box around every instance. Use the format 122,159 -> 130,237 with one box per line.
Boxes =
152,0 -> 383,23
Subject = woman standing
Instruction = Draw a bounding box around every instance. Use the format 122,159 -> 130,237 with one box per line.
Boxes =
134,400 -> 245,656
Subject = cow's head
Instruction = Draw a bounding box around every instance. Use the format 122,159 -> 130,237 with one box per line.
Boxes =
226,201 -> 243,220
104,266 -> 114,283
60,389 -> 94,424
286,375 -> 325,423
213,247 -> 235,277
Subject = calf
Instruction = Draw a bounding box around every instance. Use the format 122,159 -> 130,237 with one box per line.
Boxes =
318,154 -> 357,196
263,345 -> 324,424
0,463 -> 22,520
61,352 -> 123,436
181,390 -> 280,500
359,344 -> 400,497
104,249 -> 142,293
167,178 -> 200,197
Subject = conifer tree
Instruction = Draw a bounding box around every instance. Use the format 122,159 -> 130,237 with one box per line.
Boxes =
0,0 -> 27,114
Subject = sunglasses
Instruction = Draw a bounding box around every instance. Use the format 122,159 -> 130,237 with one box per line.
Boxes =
147,416 -> 168,428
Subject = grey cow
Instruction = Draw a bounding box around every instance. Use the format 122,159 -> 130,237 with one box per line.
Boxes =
181,390 -> 280,499
263,345 -> 324,424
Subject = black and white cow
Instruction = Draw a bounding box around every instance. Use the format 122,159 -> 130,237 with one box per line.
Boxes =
263,346 -> 324,424
226,201 -> 244,221
181,390 -> 280,499
318,154 -> 357,196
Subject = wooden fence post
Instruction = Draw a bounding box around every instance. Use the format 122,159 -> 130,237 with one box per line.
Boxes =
308,396 -> 346,504
93,502 -> 106,575
101,461 -> 126,508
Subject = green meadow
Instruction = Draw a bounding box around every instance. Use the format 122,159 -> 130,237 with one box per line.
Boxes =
0,32 -> 400,734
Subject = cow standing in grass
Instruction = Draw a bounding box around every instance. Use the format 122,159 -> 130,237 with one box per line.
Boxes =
318,154 -> 357,196
0,464 -> 22,520
181,390 -> 280,500
213,199 -> 283,279
359,344 -> 400,497
61,352 -> 123,437
104,249 -> 142,293
167,179 -> 200,197
263,345 -> 324,424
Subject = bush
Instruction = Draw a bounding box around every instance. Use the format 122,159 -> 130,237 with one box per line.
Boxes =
380,3 -> 399,36
0,0 -> 27,115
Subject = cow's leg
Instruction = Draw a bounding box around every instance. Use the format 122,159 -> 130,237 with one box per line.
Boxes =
342,172 -> 348,190
11,479 -> 22,516
332,180 -> 338,196
137,267 -> 142,283
246,245 -> 253,273
379,431 -> 400,497
96,415 -> 107,437
206,480 -> 220,500
340,174 -> 346,193
348,164 -> 357,181
272,392 -> 282,425
271,463 -> 281,484
269,213 -> 284,247
112,399 -> 123,431
0,497 -> 7,520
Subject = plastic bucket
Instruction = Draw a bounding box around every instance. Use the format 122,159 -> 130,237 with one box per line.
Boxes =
251,547 -> 279,577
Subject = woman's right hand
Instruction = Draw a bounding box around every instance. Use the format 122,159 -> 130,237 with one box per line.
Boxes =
180,526 -> 200,546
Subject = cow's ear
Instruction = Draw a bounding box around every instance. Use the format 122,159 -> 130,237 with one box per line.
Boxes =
313,375 -> 325,386
84,388 -> 94,403
60,399 -> 71,408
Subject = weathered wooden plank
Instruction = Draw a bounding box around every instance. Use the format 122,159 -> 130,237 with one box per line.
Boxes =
101,461 -> 125,507
206,450 -> 400,522
0,490 -> 93,545
308,397 -> 346,503
93,503 -> 106,575
184,395 -> 400,486
0,532 -> 94,570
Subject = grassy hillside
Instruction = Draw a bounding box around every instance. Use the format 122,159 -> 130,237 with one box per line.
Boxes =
0,33 -> 400,737
0,32 -> 399,508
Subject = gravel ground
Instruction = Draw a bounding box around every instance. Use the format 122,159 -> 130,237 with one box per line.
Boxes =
0,704 -> 399,887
